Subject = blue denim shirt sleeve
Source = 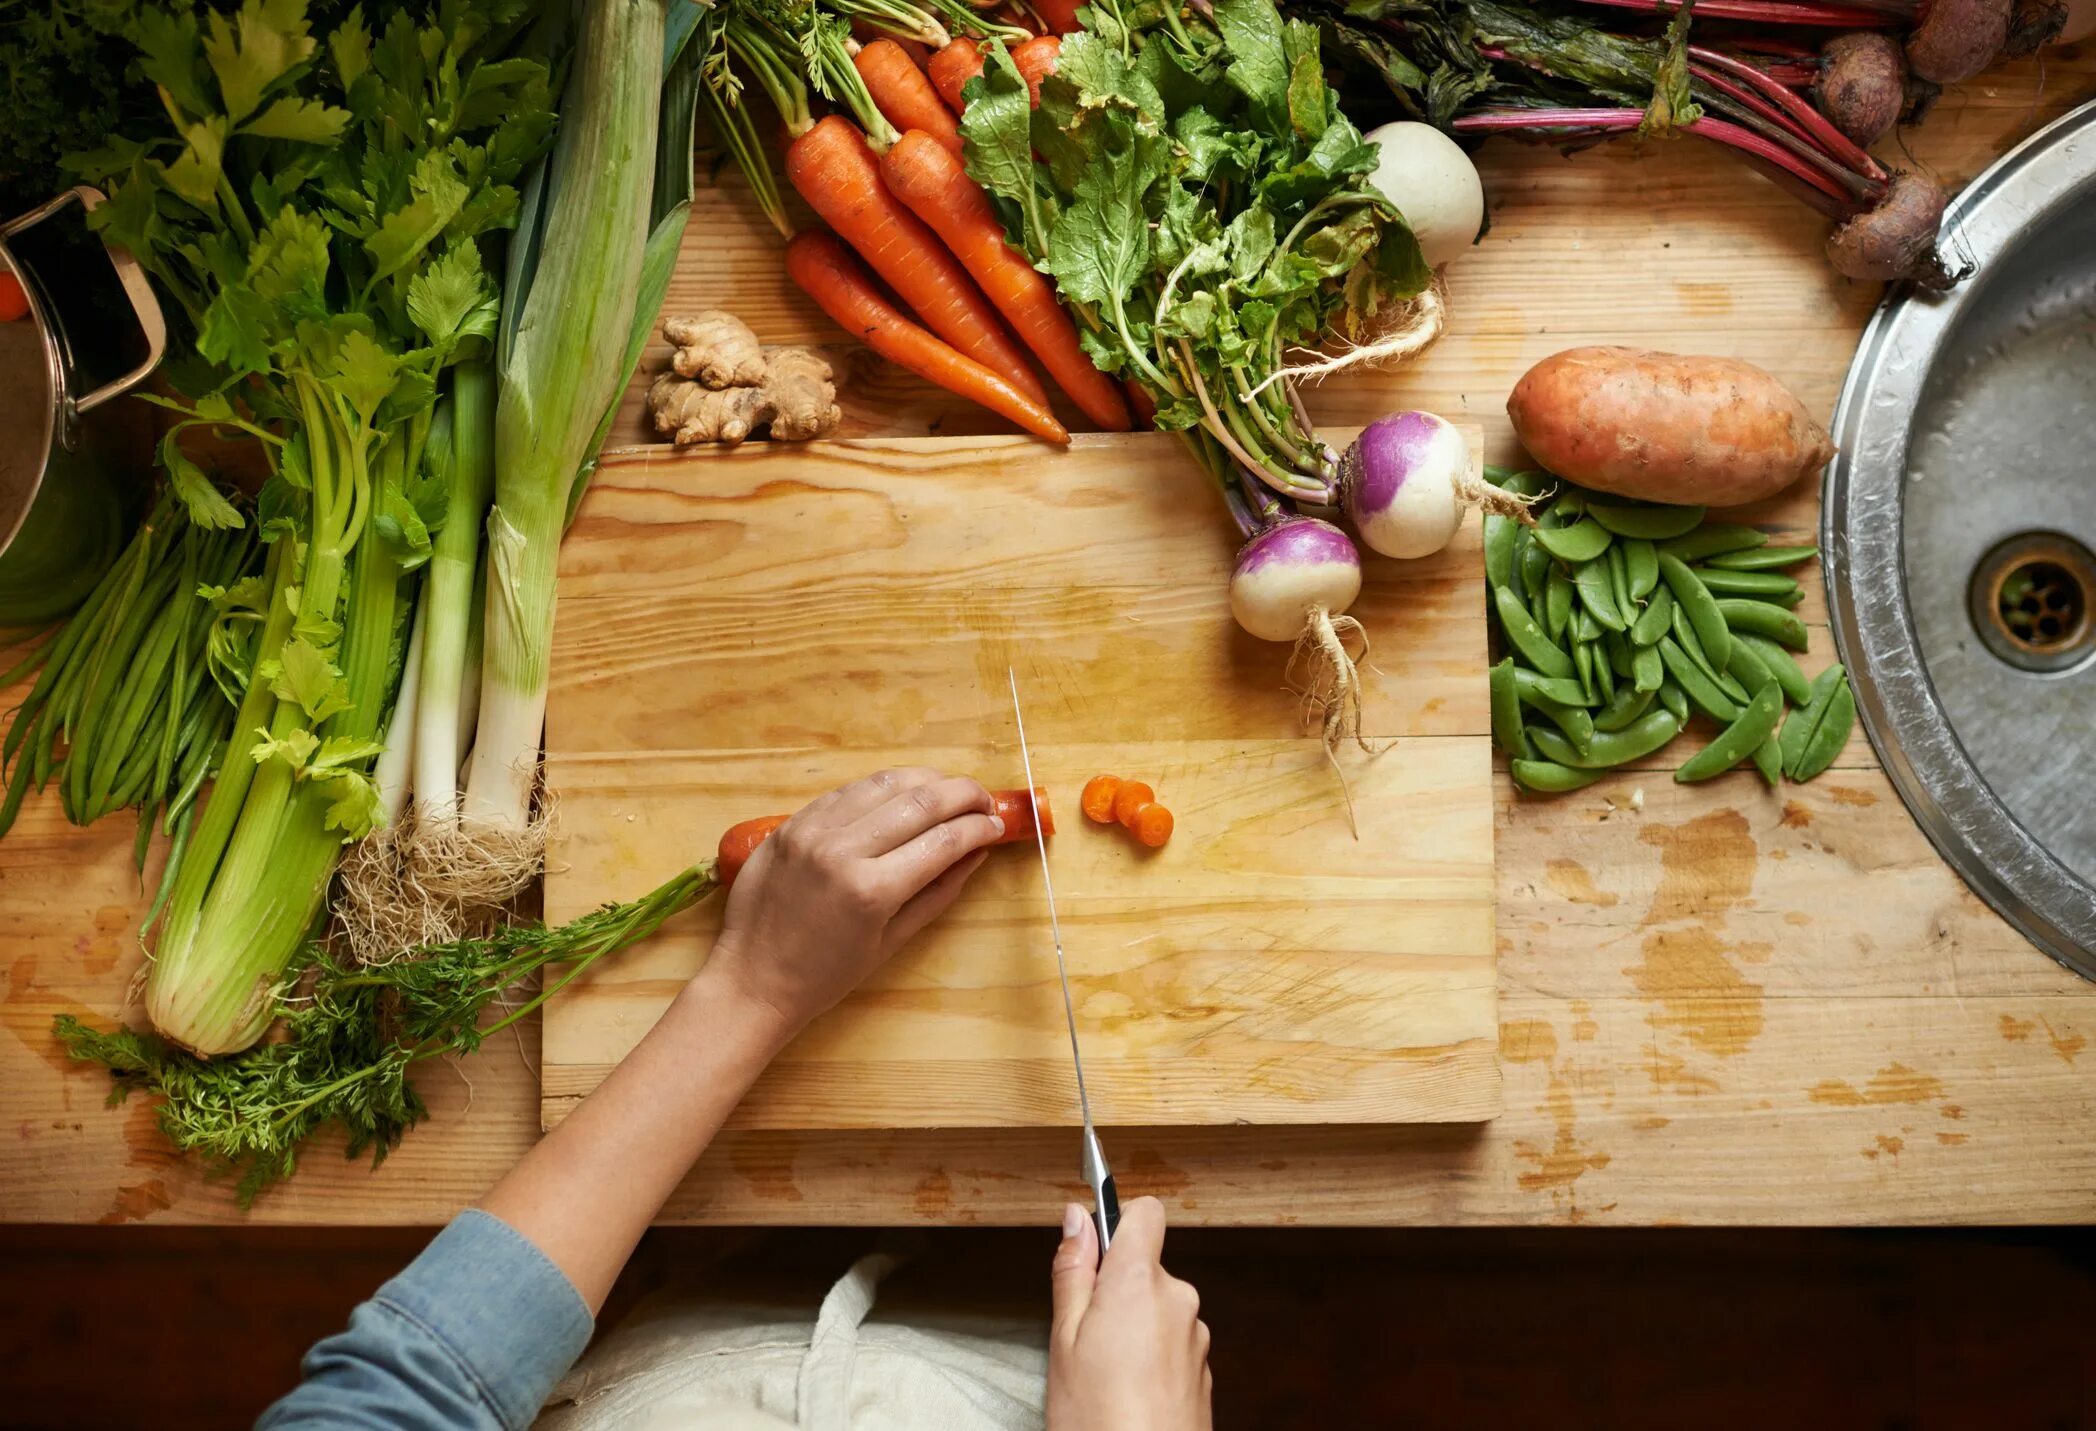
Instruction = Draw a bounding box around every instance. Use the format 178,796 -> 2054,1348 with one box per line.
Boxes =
257,1208 -> 594,1431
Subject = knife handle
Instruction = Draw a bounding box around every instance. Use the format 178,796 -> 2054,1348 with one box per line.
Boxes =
1094,1173 -> 1121,1259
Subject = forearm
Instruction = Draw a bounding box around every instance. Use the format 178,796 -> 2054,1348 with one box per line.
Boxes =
478,962 -> 794,1312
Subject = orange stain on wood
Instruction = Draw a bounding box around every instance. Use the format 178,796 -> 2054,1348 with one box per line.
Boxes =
731,1138 -> 805,1203
1501,1019 -> 1559,1064
1643,1047 -> 1721,1095
1999,1014 -> 2034,1042
2040,1019 -> 2085,1065
1512,1081 -> 1611,1194
1569,1000 -> 1599,1042
1807,1063 -> 1947,1107
1780,802 -> 1812,828
1824,785 -> 1877,808
913,1170 -> 954,1217
1641,809 -> 1759,920
1874,1134 -> 1904,1158
1626,928 -> 1766,1057
1940,1104 -> 1964,1120
1936,1131 -> 1968,1146
1125,1147 -> 1192,1199
1545,860 -> 1619,908
98,1180 -> 171,1224
1632,1115 -> 1671,1130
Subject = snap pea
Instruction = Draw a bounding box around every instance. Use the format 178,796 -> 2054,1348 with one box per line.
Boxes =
1606,543 -> 1633,622
1656,678 -> 1690,725
1572,605 -> 1601,644
1671,599 -> 1749,702
1724,634 -> 1776,700
1658,636 -> 1743,722
1588,501 -> 1705,539
1486,466 -> 1551,499
1551,491 -> 1587,523
1530,708 -> 1681,769
1490,658 -> 1530,760
1513,666 -> 1590,707
1675,682 -> 1783,783
1632,644 -> 1663,694
1692,566 -> 1802,603
1574,556 -> 1626,631
1751,732 -> 1783,786
1790,678 -> 1855,782
1658,523 -> 1766,562
1594,682 -> 1656,732
1545,568 -> 1574,643
1779,662 -> 1848,777
1739,633 -> 1811,705
1573,635 -> 1597,705
1511,759 -> 1605,793
1494,587 -> 1575,679
1658,553 -> 1732,673
1706,543 -> 1818,571
1533,518 -> 1612,564
1592,635 -> 1616,702
1623,538 -> 1659,601
1604,628 -> 1633,678
1484,513 -> 1519,592
1717,598 -> 1809,651
1629,584 -> 1673,647
1518,526 -> 1551,598
1516,682 -> 1598,749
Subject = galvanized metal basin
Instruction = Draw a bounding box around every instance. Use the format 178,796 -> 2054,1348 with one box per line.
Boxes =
1825,99 -> 2096,979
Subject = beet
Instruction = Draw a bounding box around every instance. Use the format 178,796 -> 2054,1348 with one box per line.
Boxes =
1825,170 -> 1954,288
2003,0 -> 2068,54
1907,0 -> 2012,84
1817,33 -> 1908,147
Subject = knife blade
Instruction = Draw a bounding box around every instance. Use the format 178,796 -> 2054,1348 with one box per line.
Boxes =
1007,667 -> 1120,1256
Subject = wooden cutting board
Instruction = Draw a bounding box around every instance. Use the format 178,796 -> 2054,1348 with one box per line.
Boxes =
540,429 -> 1500,1130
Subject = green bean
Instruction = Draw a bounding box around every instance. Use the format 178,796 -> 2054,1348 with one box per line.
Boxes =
1671,600 -> 1749,702
1518,527 -> 1551,600
1752,733 -> 1783,786
1658,523 -> 1766,562
1658,553 -> 1732,673
1604,629 -> 1633,678
1675,682 -> 1783,782
1632,644 -> 1663,694
1511,759 -> 1606,793
1706,543 -> 1818,571
1490,658 -> 1531,760
1629,584 -> 1673,647
1717,598 -> 1809,651
1623,538 -> 1659,601
1588,501 -> 1705,539
1545,568 -> 1574,643
1790,679 -> 1855,782
1516,685 -> 1597,749
1692,567 -> 1802,603
1533,518 -> 1612,564
1494,586 -> 1575,679
1513,667 -> 1590,707
1594,682 -> 1656,732
1573,636 -> 1597,705
1484,513 -> 1518,592
1574,556 -> 1626,631
1779,663 -> 1848,777
1658,637 -> 1742,722
1656,679 -> 1690,726
1530,709 -> 1681,769
1738,634 -> 1810,705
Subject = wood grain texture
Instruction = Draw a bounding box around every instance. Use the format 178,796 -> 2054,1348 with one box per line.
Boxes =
5,55 -> 2094,1223
540,431 -> 1502,1130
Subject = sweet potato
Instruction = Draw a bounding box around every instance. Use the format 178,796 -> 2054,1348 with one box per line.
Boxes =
1506,347 -> 1836,508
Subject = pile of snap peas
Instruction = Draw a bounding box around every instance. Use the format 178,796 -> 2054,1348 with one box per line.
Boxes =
1484,469 -> 1857,794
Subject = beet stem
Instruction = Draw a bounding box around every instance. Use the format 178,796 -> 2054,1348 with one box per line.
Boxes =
1690,43 -> 1887,180
1561,0 -> 1909,23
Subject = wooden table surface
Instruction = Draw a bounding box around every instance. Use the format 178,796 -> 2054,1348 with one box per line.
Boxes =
5,55 -> 2094,1226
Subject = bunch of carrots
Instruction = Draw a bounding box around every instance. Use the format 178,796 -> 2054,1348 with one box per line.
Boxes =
705,1 -> 1129,442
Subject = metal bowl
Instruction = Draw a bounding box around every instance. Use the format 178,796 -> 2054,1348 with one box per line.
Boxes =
1825,100 -> 2096,978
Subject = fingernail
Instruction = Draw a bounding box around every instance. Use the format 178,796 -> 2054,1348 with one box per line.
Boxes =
1062,1202 -> 1085,1238
989,815 -> 1006,837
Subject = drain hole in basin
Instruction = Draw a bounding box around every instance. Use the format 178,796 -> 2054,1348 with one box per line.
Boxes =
1969,533 -> 2096,674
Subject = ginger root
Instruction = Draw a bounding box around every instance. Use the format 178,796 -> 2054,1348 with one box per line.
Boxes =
648,314 -> 842,447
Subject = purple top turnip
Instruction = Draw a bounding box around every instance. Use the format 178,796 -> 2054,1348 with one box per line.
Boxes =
1228,517 -> 1363,643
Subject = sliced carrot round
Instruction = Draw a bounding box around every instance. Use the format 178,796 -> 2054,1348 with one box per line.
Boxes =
1081,775 -> 1121,824
1112,780 -> 1154,828
1131,803 -> 1173,848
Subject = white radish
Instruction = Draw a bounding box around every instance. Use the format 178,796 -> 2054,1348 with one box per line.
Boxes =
1363,122 -> 1486,270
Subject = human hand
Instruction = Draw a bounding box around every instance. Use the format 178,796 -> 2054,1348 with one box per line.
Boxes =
701,768 -> 1004,1040
1047,1197 -> 1213,1431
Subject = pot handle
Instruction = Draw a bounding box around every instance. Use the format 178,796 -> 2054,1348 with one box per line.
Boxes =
0,186 -> 168,420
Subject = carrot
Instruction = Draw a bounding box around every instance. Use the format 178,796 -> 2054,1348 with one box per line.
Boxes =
1012,34 -> 1060,104
928,36 -> 983,115
881,131 -> 1132,431
1031,0 -> 1086,34
1112,780 -> 1154,828
1124,379 -> 1156,429
786,231 -> 1068,443
1081,775 -> 1121,823
786,116 -> 1050,407
0,272 -> 25,323
1130,803 -> 1174,848
854,39 -> 963,156
717,786 -> 1053,889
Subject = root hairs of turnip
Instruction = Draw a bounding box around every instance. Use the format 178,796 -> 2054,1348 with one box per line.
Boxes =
1287,605 -> 1381,836
1252,282 -> 1447,396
